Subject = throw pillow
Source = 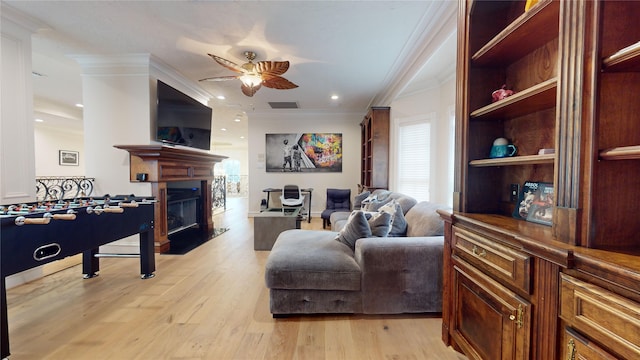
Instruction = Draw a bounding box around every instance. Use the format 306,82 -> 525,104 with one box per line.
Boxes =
353,190 -> 371,210
363,197 -> 392,212
368,211 -> 392,237
360,193 -> 377,206
379,200 -> 408,236
334,210 -> 371,250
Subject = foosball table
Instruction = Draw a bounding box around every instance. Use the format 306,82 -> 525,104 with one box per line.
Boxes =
0,195 -> 156,359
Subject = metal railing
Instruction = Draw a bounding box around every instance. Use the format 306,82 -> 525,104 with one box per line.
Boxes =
212,176 -> 226,212
35,176 -> 234,214
36,177 -> 95,201
226,175 -> 248,197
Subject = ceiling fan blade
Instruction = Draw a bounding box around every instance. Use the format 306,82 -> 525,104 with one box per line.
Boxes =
199,75 -> 240,82
241,83 -> 261,97
255,61 -> 290,76
207,54 -> 245,73
262,75 -> 298,90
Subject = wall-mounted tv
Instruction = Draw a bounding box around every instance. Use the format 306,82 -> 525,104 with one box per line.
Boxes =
156,80 -> 212,151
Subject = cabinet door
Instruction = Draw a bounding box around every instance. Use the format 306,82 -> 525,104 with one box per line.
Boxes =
451,258 -> 531,360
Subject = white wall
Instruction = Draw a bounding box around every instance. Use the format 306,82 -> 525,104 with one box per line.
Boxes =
389,74 -> 456,206
247,112 -> 362,216
34,125 -> 85,176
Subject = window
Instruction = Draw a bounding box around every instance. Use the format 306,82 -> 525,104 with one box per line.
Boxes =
397,117 -> 431,202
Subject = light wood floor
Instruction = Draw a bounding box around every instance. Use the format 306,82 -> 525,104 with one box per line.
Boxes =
6,197 -> 466,360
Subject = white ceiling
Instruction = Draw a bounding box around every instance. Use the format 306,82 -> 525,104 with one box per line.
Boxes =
3,0 -> 457,149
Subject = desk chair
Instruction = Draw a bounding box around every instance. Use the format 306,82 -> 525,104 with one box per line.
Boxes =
280,185 -> 305,214
321,188 -> 351,229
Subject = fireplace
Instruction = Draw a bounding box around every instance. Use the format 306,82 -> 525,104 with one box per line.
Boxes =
167,185 -> 201,234
114,145 -> 227,253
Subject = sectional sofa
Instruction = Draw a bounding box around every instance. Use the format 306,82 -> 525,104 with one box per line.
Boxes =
264,190 -> 450,315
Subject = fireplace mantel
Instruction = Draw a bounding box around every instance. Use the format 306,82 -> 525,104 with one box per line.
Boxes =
115,144 -> 227,253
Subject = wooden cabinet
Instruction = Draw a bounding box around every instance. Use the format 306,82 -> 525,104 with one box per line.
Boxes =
114,145 -> 226,253
360,107 -> 389,190
560,272 -> 640,360
442,0 -> 640,359
451,256 -> 531,360
440,212 -> 566,360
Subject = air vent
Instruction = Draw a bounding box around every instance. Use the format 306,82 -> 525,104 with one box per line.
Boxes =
268,101 -> 299,109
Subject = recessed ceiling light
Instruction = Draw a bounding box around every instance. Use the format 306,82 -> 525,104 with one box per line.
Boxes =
221,128 -> 227,131
240,136 -> 245,139
216,95 -> 225,100
331,95 -> 339,100
75,103 -> 84,108
234,118 -> 241,122
35,118 -> 44,122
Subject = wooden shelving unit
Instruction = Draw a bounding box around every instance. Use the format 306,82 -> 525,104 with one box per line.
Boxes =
360,107 -> 389,190
441,1 -> 640,359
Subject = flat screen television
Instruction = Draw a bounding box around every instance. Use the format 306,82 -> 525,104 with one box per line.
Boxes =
155,80 -> 212,151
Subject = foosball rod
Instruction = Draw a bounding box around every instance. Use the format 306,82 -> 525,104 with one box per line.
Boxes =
93,253 -> 140,258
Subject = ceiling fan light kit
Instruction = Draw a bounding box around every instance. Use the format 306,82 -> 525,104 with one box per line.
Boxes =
200,51 -> 298,97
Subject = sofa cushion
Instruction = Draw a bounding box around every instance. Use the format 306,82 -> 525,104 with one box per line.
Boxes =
378,200 -> 408,236
265,230 -> 361,291
404,201 -> 449,237
335,210 -> 371,250
367,211 -> 392,237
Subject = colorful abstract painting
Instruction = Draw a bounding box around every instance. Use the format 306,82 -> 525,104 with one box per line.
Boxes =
265,133 -> 342,172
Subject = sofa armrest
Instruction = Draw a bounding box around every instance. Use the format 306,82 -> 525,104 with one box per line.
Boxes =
329,211 -> 351,231
354,236 -> 444,313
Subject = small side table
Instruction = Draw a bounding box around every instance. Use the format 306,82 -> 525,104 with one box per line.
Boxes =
253,208 -> 302,250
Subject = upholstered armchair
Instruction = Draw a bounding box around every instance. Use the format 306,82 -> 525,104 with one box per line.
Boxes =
320,188 -> 351,229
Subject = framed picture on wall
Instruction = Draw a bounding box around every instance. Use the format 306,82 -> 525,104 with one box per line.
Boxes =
265,133 -> 342,172
59,150 -> 79,166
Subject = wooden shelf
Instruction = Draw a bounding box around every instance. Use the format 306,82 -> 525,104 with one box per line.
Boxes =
470,78 -> 557,120
469,154 -> 554,167
599,145 -> 640,160
602,41 -> 640,72
472,0 -> 560,66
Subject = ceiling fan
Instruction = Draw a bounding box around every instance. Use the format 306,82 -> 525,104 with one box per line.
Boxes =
199,51 -> 298,97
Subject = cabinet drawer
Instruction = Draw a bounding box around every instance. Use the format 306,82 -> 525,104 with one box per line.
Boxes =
560,273 -> 640,360
561,327 -> 618,360
452,226 -> 532,294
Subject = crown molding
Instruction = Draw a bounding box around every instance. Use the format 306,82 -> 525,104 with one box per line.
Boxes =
1,3 -> 48,33
371,1 -> 457,107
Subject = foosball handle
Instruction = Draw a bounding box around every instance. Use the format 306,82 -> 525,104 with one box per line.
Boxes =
52,213 -> 77,220
103,207 -> 125,214
15,216 -> 51,226
119,201 -> 139,208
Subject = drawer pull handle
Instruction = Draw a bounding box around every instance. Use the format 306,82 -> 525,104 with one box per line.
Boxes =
509,304 -> 524,329
516,304 -> 524,329
566,338 -> 576,360
472,245 -> 487,257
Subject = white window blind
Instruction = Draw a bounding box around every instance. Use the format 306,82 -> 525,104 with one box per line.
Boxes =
397,120 -> 430,201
